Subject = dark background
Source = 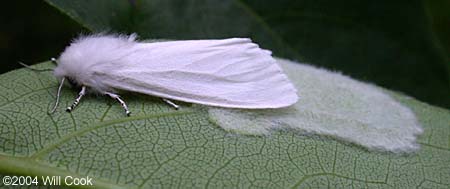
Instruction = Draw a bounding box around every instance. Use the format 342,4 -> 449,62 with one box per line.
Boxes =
0,1 -> 83,73
1,1 -> 449,108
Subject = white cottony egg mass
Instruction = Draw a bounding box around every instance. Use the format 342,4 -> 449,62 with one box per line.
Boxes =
208,58 -> 423,153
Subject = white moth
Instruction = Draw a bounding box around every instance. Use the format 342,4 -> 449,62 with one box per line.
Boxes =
51,34 -> 298,116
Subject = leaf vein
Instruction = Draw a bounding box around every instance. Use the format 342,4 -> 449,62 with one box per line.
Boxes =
30,110 -> 195,160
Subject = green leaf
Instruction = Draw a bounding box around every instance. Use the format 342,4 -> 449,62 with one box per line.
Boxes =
0,62 -> 449,188
43,0 -> 450,108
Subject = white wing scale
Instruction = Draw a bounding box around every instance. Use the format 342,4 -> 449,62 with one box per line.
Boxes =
92,38 -> 298,109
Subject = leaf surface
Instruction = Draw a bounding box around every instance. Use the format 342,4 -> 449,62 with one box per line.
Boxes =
0,62 -> 449,188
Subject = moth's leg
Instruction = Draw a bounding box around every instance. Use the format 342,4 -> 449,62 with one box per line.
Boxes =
66,86 -> 86,112
162,98 -> 180,110
105,92 -> 131,116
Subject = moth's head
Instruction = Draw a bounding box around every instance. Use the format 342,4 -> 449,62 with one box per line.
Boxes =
52,37 -> 93,88
52,54 -> 81,89
48,54 -> 83,115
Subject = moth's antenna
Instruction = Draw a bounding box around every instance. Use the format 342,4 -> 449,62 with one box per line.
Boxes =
49,77 -> 65,114
18,61 -> 54,72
